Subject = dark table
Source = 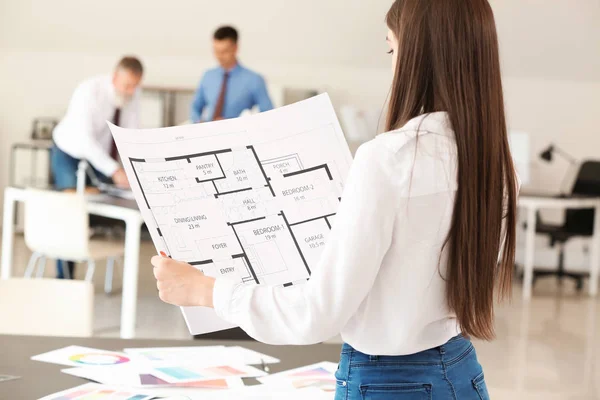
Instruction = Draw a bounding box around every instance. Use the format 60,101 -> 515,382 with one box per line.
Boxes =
0,335 -> 342,399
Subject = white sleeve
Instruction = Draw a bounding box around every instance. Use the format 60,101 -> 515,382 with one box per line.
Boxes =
123,90 -> 141,129
213,143 -> 402,345
69,89 -> 119,177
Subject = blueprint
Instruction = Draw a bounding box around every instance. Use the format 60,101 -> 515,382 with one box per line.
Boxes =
109,94 -> 353,334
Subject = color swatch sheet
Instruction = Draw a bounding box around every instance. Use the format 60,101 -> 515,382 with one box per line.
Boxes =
34,345 -> 277,389
40,383 -> 334,400
124,346 -> 279,367
39,383 -> 153,400
32,346 -> 131,368
258,361 -> 338,392
151,363 -> 266,384
62,364 -> 245,389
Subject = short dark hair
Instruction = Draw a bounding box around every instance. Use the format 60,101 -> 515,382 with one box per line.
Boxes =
213,26 -> 238,43
116,56 -> 144,76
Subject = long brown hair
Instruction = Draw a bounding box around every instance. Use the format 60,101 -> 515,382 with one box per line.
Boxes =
386,0 -> 517,340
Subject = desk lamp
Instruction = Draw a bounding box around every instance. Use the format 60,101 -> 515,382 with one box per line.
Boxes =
539,144 -> 577,195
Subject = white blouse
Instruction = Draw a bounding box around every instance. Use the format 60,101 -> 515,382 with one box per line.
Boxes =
214,112 -> 462,356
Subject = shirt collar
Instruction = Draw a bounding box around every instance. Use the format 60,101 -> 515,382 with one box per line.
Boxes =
396,112 -> 453,137
220,62 -> 242,75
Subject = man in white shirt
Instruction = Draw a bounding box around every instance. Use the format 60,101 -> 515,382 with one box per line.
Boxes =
51,56 -> 143,279
52,56 -> 143,191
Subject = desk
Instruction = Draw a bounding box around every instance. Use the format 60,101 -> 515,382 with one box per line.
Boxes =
1,187 -> 146,339
518,194 -> 600,300
0,334 -> 341,399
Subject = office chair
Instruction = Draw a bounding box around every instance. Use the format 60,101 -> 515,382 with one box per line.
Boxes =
533,161 -> 600,290
23,189 -> 124,293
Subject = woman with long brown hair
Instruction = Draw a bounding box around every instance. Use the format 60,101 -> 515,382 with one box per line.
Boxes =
151,0 -> 517,398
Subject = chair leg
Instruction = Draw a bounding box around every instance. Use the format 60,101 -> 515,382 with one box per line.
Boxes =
85,259 -> 96,282
24,252 -> 42,278
557,246 -> 565,286
104,257 -> 116,294
35,256 -> 47,278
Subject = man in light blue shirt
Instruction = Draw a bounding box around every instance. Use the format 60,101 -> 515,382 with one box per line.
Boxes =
190,26 -> 273,122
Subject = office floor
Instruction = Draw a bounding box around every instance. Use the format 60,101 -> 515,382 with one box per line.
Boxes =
7,236 -> 599,399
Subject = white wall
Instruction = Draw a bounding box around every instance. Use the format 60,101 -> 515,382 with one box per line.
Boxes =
1,0 -> 599,201
503,77 -> 600,192
492,0 -> 600,193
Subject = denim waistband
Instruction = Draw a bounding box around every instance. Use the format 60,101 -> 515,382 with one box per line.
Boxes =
341,334 -> 472,366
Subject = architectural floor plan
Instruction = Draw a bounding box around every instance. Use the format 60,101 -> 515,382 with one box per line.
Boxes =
110,94 -> 353,334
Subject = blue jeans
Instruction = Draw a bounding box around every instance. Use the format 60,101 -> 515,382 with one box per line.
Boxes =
335,335 -> 489,400
56,260 -> 75,280
50,145 -> 111,190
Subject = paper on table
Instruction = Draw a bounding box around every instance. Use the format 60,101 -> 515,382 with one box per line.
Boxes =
150,363 -> 267,384
102,186 -> 136,200
124,345 -> 280,367
0,374 -> 20,383
137,376 -> 244,390
258,361 -> 337,381
43,383 -> 331,400
240,385 -> 334,399
31,345 -> 131,367
148,385 -> 334,400
38,383 -> 154,400
124,345 -> 223,365
62,364 -> 245,389
61,363 -> 143,386
258,361 -> 338,392
175,385 -> 335,400
109,93 -> 353,335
